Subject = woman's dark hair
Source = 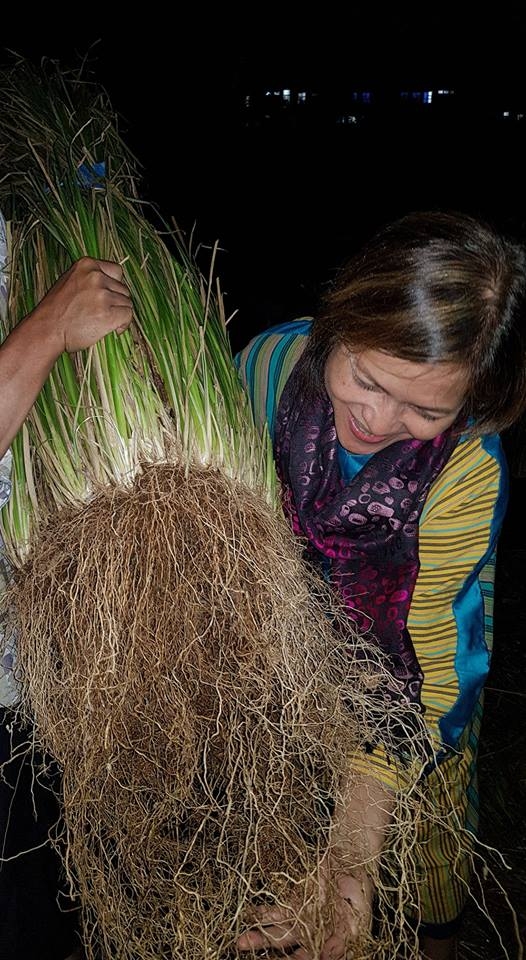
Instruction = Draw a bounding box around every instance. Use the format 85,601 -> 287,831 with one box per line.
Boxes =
301,211 -> 526,435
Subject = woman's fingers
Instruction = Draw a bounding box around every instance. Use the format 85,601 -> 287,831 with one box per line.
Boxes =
237,920 -> 300,952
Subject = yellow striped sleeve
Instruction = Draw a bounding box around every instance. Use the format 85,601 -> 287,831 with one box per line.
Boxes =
408,437 -> 500,749
353,437 -> 501,788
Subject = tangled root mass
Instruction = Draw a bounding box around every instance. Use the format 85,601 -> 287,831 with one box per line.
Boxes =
5,464 -> 456,958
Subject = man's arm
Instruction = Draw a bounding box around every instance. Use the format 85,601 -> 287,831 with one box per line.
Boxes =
0,257 -> 132,458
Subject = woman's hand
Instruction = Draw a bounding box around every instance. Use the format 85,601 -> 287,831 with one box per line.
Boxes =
236,864 -> 374,959
236,774 -> 393,959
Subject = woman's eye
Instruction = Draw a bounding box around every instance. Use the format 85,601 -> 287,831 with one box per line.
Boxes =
417,410 -> 441,423
356,376 -> 377,392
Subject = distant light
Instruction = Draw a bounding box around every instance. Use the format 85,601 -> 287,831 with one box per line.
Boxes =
298,91 -> 307,102
503,111 -> 510,117
401,91 -> 433,103
283,89 -> 291,102
337,115 -> 358,124
437,89 -> 454,96
244,96 -> 251,108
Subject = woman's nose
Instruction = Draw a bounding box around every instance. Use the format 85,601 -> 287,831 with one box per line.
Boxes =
362,398 -> 403,436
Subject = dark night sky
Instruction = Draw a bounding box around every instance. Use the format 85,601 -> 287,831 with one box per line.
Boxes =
4,7 -> 526,102
3,6 -> 526,347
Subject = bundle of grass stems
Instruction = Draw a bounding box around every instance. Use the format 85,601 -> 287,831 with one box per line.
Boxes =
0,58 -> 495,959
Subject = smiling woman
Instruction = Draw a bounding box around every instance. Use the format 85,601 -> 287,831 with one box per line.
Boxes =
236,210 -> 526,960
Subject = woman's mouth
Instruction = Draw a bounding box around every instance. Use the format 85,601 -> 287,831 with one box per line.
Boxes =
349,414 -> 388,444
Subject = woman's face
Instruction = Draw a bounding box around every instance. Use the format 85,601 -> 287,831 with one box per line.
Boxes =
324,345 -> 468,454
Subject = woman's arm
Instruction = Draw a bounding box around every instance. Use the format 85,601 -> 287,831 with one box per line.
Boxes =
0,257 -> 132,459
236,774 -> 393,959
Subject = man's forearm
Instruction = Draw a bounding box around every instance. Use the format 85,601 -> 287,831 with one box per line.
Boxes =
0,309 -> 61,457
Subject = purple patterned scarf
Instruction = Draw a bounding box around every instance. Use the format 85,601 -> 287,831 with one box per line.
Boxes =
274,352 -> 461,754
